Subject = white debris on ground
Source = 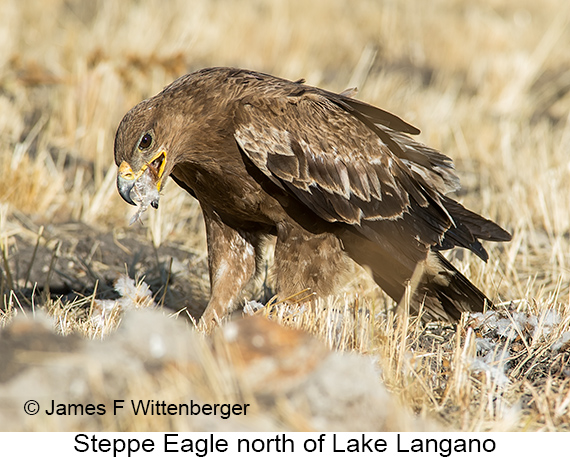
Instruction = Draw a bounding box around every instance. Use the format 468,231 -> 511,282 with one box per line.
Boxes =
552,331 -> 570,352
129,168 -> 161,225
469,342 -> 511,387
91,275 -> 156,332
467,306 -> 565,386
470,308 -> 562,341
243,300 -> 265,316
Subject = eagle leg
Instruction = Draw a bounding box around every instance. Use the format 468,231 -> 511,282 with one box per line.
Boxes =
199,205 -> 257,331
273,221 -> 352,301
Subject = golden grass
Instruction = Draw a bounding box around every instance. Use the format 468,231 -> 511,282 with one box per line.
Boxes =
1,0 -> 570,431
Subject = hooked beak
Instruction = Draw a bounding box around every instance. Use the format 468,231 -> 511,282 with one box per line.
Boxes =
117,167 -> 137,206
116,150 -> 168,206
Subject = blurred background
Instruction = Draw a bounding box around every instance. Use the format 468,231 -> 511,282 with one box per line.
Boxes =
1,0 -> 569,313
1,0 -> 570,433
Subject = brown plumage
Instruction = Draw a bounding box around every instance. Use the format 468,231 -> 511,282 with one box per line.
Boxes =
114,67 -> 511,328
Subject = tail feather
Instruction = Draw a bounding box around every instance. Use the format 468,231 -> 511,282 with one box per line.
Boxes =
409,252 -> 489,322
342,231 -> 490,322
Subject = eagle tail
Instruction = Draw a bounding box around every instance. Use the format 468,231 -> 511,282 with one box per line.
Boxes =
406,252 -> 489,322
342,232 -> 489,322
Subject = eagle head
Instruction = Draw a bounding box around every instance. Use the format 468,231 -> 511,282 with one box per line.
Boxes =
114,99 -> 176,211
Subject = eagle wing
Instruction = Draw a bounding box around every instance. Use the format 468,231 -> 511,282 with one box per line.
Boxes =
233,86 -> 459,252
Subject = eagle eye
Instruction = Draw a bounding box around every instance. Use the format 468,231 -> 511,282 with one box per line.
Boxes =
138,132 -> 153,150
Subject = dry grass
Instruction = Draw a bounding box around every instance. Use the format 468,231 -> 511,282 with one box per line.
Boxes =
1,0 -> 570,431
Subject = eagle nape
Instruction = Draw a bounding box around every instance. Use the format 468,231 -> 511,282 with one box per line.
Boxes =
114,66 -> 511,329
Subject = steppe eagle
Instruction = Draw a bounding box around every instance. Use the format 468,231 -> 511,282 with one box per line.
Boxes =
114,67 -> 511,328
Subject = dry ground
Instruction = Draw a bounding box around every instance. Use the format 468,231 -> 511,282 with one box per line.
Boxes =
1,0 -> 570,431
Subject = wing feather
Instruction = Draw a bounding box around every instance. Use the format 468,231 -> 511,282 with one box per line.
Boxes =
233,87 -> 460,250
